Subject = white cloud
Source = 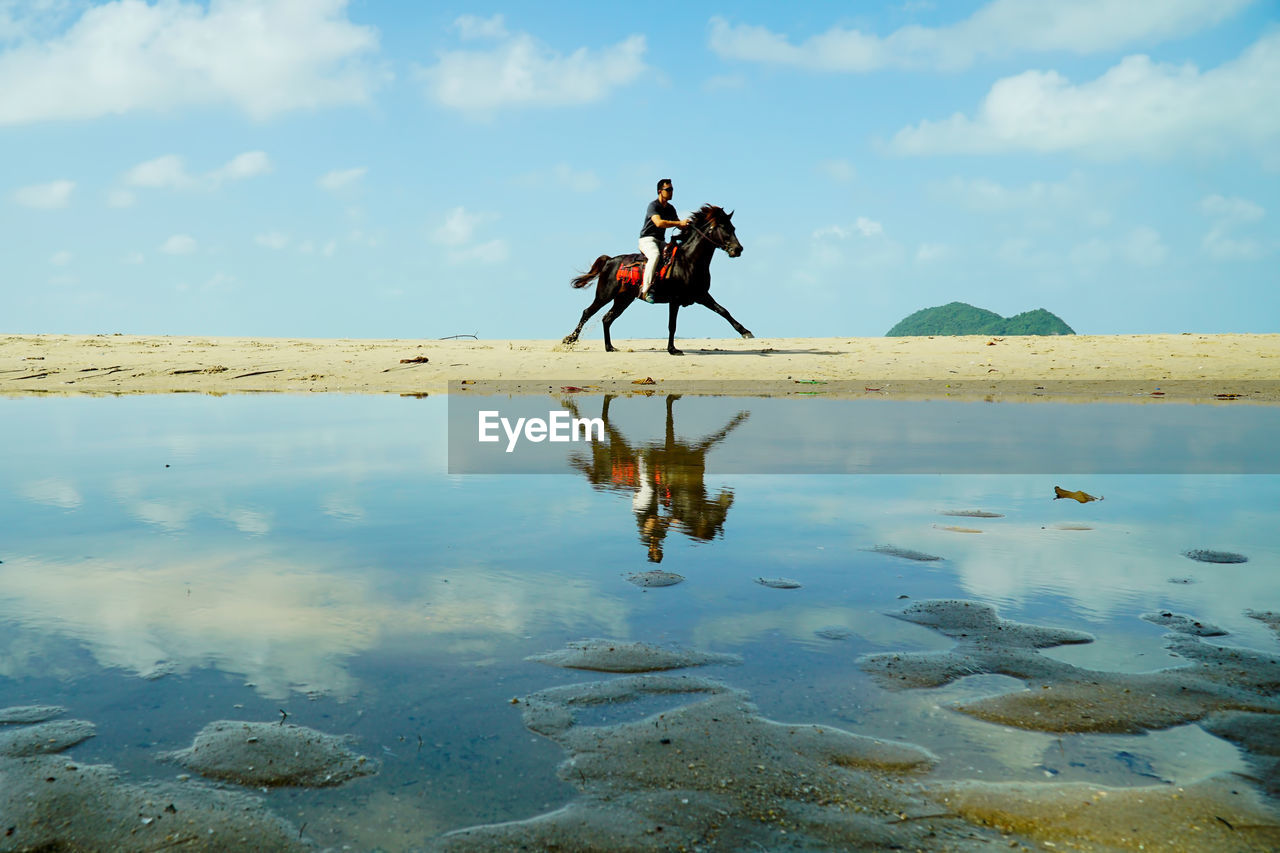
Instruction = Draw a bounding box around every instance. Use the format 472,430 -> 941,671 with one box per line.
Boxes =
454,13 -> 507,40
891,32 -> 1280,161
1200,194 -> 1264,224
449,238 -> 508,265
915,243 -> 948,263
1070,237 -> 1112,266
430,206 -> 507,264
818,159 -> 855,182
810,218 -> 904,270
0,0 -> 384,125
49,249 -> 72,266
855,216 -> 884,237
708,0 -> 1253,72
1122,226 -> 1168,266
517,163 -> 599,193
160,234 -> 197,255
107,189 -> 135,208
210,150 -> 271,182
432,206 -> 492,247
125,154 -> 195,190
418,19 -> 646,114
12,178 -> 74,208
123,151 -> 271,194
939,175 -> 1084,211
318,166 -> 367,191
254,231 -> 289,250
1200,194 -> 1269,260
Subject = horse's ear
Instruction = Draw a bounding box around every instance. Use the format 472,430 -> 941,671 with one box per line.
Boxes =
727,210 -> 734,220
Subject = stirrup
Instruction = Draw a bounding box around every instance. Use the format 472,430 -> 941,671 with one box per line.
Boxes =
641,290 -> 657,304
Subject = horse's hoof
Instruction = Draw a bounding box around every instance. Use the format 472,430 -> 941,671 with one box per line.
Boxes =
562,336 -> 577,345
668,349 -> 684,356
606,345 -> 618,352
741,331 -> 754,339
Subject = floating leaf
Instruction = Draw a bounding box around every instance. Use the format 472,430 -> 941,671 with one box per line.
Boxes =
1053,486 -> 1102,503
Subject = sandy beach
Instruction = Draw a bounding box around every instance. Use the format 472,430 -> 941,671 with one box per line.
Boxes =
2,332 -> 1278,402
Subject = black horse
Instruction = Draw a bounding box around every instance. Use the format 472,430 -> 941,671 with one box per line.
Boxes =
562,204 -> 754,355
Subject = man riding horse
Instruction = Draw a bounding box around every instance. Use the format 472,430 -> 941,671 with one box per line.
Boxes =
638,179 -> 688,303
562,181 -> 754,355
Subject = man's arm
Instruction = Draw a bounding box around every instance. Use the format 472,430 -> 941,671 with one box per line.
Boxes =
651,213 -> 690,228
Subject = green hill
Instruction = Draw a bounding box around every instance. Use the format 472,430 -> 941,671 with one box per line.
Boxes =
886,302 -> 1074,336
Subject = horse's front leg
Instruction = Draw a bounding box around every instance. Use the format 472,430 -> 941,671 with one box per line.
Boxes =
695,293 -> 753,339
667,302 -> 683,356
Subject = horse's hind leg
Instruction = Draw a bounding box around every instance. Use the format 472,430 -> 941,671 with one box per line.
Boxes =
695,293 -> 753,339
600,296 -> 634,352
563,289 -> 612,344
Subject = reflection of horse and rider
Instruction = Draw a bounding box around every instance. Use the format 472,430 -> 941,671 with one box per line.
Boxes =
563,178 -> 755,356
562,394 -> 748,563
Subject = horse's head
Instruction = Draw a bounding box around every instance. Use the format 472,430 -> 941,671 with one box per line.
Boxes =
689,205 -> 743,257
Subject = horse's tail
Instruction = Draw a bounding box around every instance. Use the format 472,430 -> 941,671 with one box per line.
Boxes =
570,255 -> 610,288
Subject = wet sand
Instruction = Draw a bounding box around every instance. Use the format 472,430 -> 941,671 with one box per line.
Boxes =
2,333 -> 1278,401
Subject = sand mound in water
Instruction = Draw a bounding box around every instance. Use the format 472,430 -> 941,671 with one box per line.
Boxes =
862,599 -> 1280,750
432,674 -> 1008,851
0,754 -> 306,851
161,720 -> 378,788
1142,611 -> 1227,636
931,775 -> 1280,851
0,719 -> 96,757
0,705 -> 66,724
527,639 -> 742,672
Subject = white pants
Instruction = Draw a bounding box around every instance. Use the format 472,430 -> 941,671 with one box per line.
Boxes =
638,236 -> 661,292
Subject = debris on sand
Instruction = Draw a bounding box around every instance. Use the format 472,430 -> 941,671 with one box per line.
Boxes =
935,525 -> 982,533
161,720 -> 378,788
1053,486 -> 1102,503
0,704 -> 65,724
0,719 -> 96,757
865,545 -> 942,562
433,675 -> 1012,852
1141,610 -> 1228,637
1184,549 -> 1248,564
624,570 -> 684,587
0,754 -> 306,851
527,639 -> 742,673
940,510 -> 1003,518
754,576 -> 802,589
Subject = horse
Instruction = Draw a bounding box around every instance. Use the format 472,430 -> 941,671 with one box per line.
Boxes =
562,204 -> 754,355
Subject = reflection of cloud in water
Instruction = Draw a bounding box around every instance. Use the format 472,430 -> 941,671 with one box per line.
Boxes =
321,494 -> 366,523
691,606 -> 938,650
0,553 -> 628,700
739,476 -> 1277,644
20,478 -> 82,509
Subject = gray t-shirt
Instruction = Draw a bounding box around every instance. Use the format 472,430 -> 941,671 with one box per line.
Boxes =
640,199 -> 678,241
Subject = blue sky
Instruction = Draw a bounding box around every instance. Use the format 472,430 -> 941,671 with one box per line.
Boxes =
3,0 -> 1278,339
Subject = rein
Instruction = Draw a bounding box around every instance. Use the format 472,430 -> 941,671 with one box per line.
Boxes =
682,220 -> 727,250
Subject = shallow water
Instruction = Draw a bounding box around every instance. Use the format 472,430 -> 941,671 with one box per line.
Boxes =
2,394 -> 1278,849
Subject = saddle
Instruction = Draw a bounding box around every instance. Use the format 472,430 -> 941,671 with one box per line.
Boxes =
616,242 -> 679,290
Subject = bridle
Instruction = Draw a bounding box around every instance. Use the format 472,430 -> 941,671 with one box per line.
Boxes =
682,220 -> 731,251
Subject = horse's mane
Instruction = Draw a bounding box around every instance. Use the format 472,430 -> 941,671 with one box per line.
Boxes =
675,204 -> 727,246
